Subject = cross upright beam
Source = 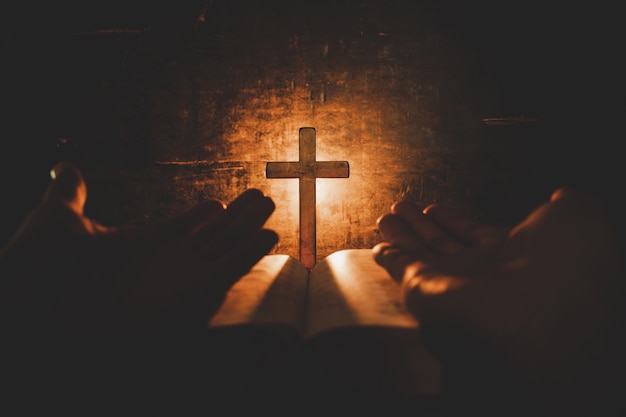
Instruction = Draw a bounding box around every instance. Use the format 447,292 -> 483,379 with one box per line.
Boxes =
266,127 -> 350,270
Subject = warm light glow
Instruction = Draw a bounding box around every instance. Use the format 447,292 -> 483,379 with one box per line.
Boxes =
210,80 -> 428,264
240,113 -> 392,262
311,249 -> 418,328
209,254 -> 294,327
263,177 -> 300,257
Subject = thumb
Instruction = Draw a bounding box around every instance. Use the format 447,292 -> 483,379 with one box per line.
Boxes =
44,161 -> 87,215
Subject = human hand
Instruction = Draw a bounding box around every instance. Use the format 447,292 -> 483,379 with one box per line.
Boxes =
0,161 -> 278,332
373,188 -> 624,410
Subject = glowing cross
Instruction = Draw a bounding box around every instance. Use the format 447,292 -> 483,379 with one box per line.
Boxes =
266,127 -> 350,270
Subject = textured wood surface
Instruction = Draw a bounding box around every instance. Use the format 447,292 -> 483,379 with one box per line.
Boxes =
2,1 -> 623,258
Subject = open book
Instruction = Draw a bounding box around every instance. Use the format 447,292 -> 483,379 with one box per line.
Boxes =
206,249 -> 444,404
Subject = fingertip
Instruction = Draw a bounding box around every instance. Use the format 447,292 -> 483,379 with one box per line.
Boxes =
422,204 -> 454,222
375,213 -> 388,227
152,199 -> 227,239
372,241 -> 388,257
550,187 -> 576,202
391,200 -> 425,217
550,186 -> 599,207
252,192 -> 276,217
50,161 -> 82,181
45,161 -> 87,213
372,241 -> 394,266
229,188 -> 276,213
195,199 -> 227,221
372,242 -> 409,283
242,187 -> 265,196
266,195 -> 276,213
390,200 -> 408,213
238,188 -> 272,201
198,199 -> 227,212
262,228 -> 279,247
375,212 -> 394,231
249,228 -> 280,254
422,204 -> 468,226
549,186 -> 596,204
422,204 -> 438,215
549,187 -> 605,218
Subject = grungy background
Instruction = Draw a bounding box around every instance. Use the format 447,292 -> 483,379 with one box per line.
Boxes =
2,0 -> 623,263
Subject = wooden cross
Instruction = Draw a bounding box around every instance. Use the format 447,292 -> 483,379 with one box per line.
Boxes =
266,127 -> 350,270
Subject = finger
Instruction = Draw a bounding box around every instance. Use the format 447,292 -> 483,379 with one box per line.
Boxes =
400,262 -> 472,329
215,188 -> 276,239
188,189 -> 265,246
207,228 -> 279,289
392,200 -> 466,255
44,161 -> 87,215
401,262 -> 430,319
150,200 -> 226,239
192,189 -> 276,254
224,188 -> 275,221
514,187 -> 608,240
372,242 -> 416,283
423,204 -> 507,247
550,187 -> 585,203
550,187 -> 605,216
377,213 -> 433,258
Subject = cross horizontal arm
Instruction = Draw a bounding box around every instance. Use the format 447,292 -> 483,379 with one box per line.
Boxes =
266,161 -> 349,178
315,161 -> 349,178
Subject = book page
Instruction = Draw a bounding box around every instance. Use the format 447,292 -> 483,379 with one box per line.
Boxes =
304,249 -> 418,339
208,254 -> 308,332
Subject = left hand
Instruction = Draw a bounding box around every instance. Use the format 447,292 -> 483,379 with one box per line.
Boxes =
1,161 -> 279,331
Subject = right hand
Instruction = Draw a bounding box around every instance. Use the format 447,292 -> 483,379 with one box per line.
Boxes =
373,187 -> 625,412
